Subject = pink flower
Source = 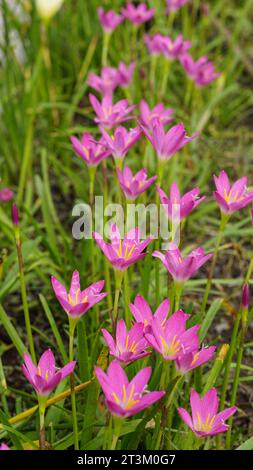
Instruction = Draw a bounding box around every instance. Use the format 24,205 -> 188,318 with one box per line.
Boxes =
213,170 -> 253,215
22,350 -> 76,397
117,166 -> 157,200
102,319 -> 150,364
97,7 -> 123,33
180,53 -> 220,87
88,67 -> 119,95
88,63 -> 135,95
153,243 -> 212,283
145,310 -> 200,360
175,346 -> 216,374
144,33 -> 166,55
89,94 -> 135,129
0,188 -> 14,202
156,182 -> 205,221
130,294 -> 170,328
121,3 -> 154,26
166,0 -> 189,13
178,388 -> 237,436
139,100 -> 174,130
160,35 -> 192,60
93,224 -> 152,271
140,118 -> 198,161
101,126 -> 141,160
117,62 -> 135,88
51,271 -> 107,318
70,132 -> 111,167
0,443 -> 10,450
95,361 -> 165,417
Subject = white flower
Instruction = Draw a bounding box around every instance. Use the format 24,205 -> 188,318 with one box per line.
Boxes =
36,0 -> 64,21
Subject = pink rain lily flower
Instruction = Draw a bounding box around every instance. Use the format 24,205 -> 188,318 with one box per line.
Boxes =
175,346 -> 216,374
130,294 -> 170,328
117,61 -> 135,88
153,243 -> 212,283
102,319 -> 150,364
160,35 -> 192,60
95,360 -> 165,418
144,33 -> 166,55
178,388 -> 237,436
93,224 -> 152,271
121,3 -> 154,26
145,310 -> 200,360
0,443 -> 10,450
117,166 -> 157,200
97,7 -> 123,33
51,271 -> 107,318
139,100 -> 174,130
89,94 -> 135,129
0,188 -> 14,202
88,67 -> 119,96
180,53 -> 220,87
22,350 -> 76,397
213,170 -> 253,215
156,182 -> 205,221
70,132 -> 111,167
140,118 -> 198,161
101,126 -> 142,160
166,0 -> 189,13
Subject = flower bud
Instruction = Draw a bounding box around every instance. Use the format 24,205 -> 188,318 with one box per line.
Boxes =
36,0 -> 64,21
11,204 -> 19,226
242,284 -> 249,309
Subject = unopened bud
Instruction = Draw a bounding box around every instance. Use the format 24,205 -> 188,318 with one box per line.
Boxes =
36,0 -> 64,21
11,204 -> 19,226
242,284 -> 250,309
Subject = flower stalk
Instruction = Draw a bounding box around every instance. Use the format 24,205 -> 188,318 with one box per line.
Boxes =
12,205 -> 36,363
69,317 -> 79,450
200,214 -> 228,318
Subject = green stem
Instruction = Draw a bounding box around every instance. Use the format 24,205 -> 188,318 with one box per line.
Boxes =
102,32 -> 111,67
14,227 -> 36,363
124,270 -> 131,328
200,215 -> 228,319
110,417 -> 122,450
38,397 -> 46,450
164,375 -> 184,449
244,255 -> 253,283
155,161 -> 166,304
160,58 -> 171,100
225,328 -> 245,449
102,161 -> 113,311
216,311 -> 241,449
113,271 -> 123,332
69,318 -> 79,450
174,283 -> 183,311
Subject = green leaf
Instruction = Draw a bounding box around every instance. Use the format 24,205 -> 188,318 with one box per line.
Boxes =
39,294 -> 68,363
0,304 -> 26,358
199,298 -> 224,343
236,436 -> 253,450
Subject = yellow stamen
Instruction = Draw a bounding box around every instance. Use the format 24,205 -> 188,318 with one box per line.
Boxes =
125,244 -> 135,259
82,295 -> 88,304
125,335 -> 129,349
129,341 -> 138,353
38,366 -> 42,377
116,240 -> 122,257
113,392 -> 120,404
190,352 -> 200,367
75,288 -> 80,304
160,335 -> 181,357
